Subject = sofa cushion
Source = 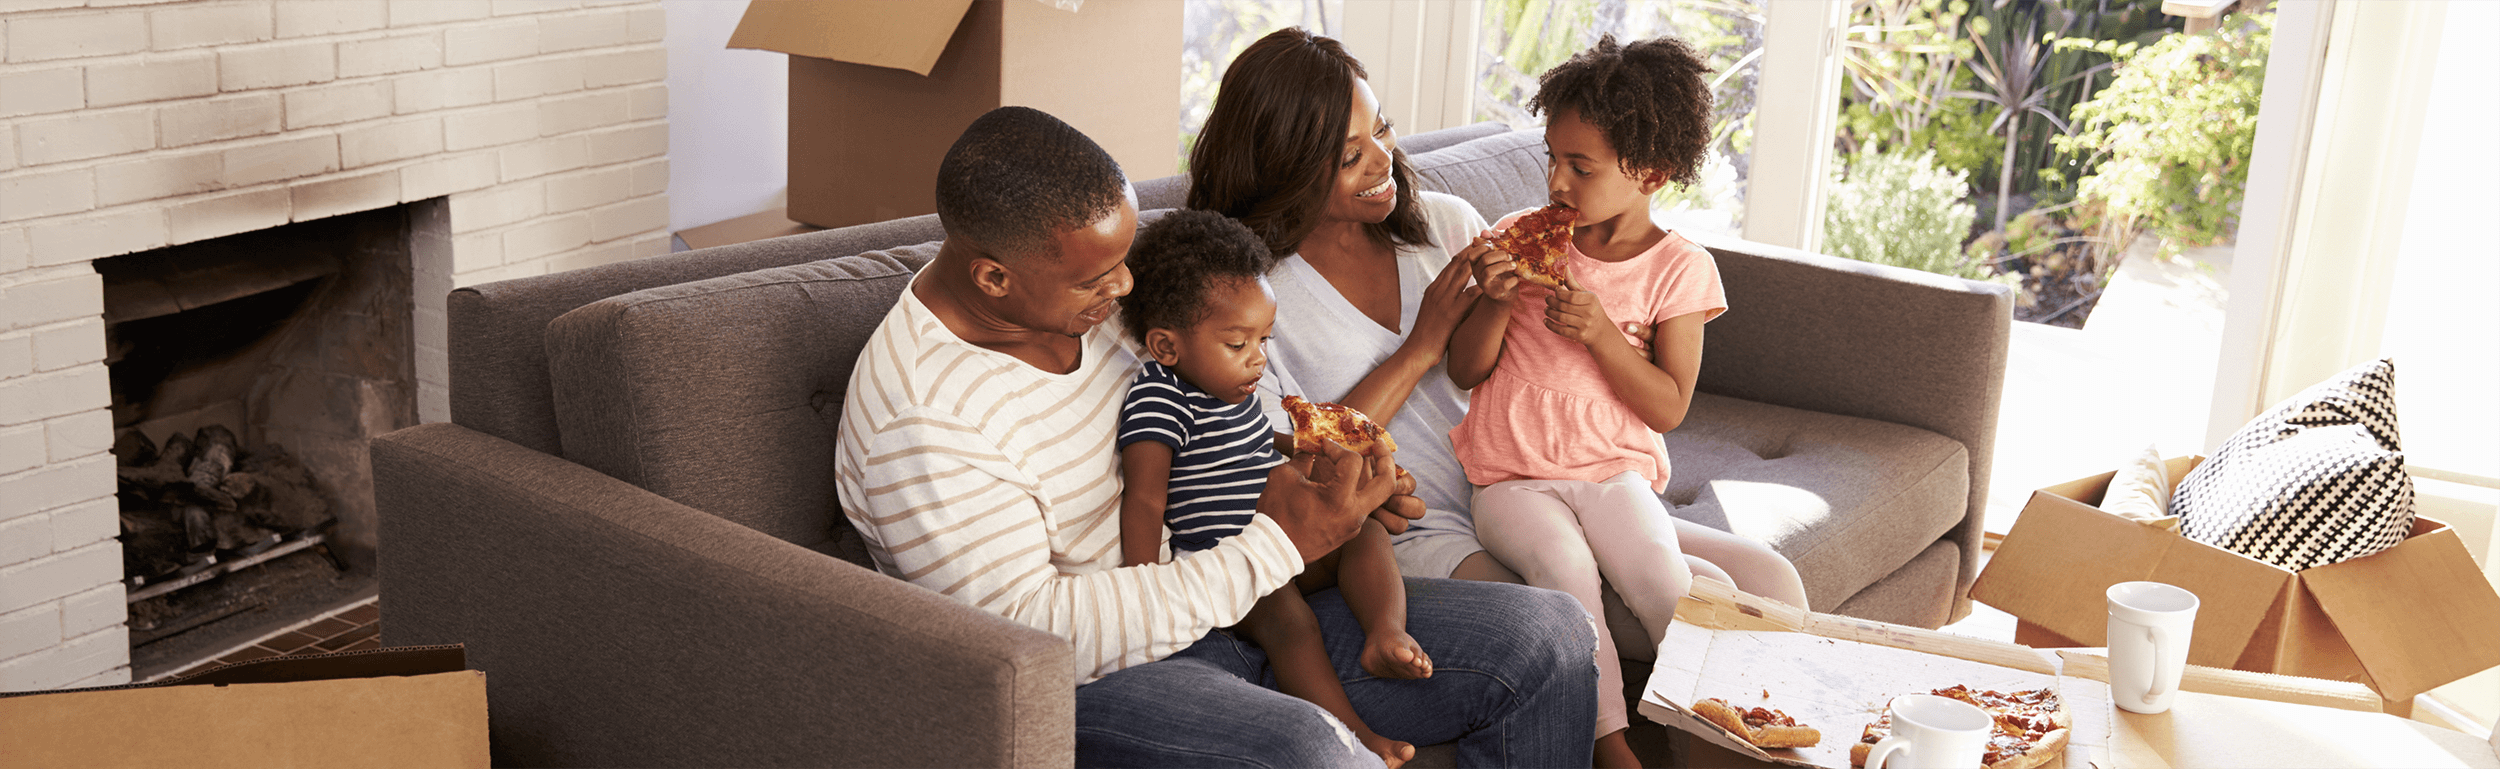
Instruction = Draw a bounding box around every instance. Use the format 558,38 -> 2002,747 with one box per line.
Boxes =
1407,128 -> 1550,225
1661,392 -> 1969,613
542,243 -> 940,565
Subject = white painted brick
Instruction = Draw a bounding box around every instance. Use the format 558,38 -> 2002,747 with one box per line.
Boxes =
625,3 -> 661,43
580,45 -> 663,89
30,320 -> 104,374
339,116 -> 443,168
443,102 -> 536,150
498,135 -> 585,181
59,581 -> 124,638
338,30 -> 441,78
14,107 -> 156,166
0,271 -> 101,335
537,89 -> 627,137
86,51 -> 220,107
0,453 -> 111,528
492,56 -> 582,101
0,124 -> 14,172
222,133 -> 341,187
540,6 -> 633,52
450,228 -> 502,271
546,237 -> 632,273
0,230 -> 23,275
0,622 -> 128,692
494,0 -> 580,16
394,65 -> 492,114
284,79 -> 393,128
582,121 -> 665,164
43,409 -> 111,467
453,257 -> 545,286
624,81 -> 664,121
588,193 -> 663,242
628,157 -> 665,196
504,211 -> 588,260
65,667 -> 135,691
44,496 -> 117,556
0,602 -> 59,662
543,164 -> 627,212
0,167 -> 95,221
292,168 -> 401,222
388,0 -> 493,27
400,151 -> 499,199
276,0 -> 390,38
0,66 -> 84,119
447,179 -> 543,231
219,40 -> 338,91
26,208 -> 168,267
158,92 -> 283,147
167,187 -> 291,244
89,0 -> 190,6
442,18 -> 535,66
0,0 -> 84,12
96,150 -> 225,205
0,423 -> 41,477
150,2 -> 274,51
7,14 -> 147,63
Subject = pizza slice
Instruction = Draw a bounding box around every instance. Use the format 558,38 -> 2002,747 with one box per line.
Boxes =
1848,685 -> 2070,769
1693,697 -> 1822,749
1488,203 -> 1578,289
1280,395 -> 1397,456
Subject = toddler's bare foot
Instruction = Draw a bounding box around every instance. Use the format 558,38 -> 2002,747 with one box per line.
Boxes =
1357,727 -> 1415,769
1360,631 -> 1433,679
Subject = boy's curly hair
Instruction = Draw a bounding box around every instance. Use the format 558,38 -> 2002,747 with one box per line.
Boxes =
1529,34 -> 1714,188
1119,210 -> 1278,345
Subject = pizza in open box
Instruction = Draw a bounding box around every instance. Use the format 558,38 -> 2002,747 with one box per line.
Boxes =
1849,685 -> 2071,769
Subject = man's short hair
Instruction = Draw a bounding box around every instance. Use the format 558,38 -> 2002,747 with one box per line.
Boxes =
935,106 -> 1130,261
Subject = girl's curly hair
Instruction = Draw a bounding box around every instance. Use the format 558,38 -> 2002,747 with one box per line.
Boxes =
1529,34 -> 1714,188
1118,210 -> 1278,345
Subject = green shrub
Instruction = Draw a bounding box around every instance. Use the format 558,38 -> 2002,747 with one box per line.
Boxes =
1822,148 -> 1992,280
2051,12 -> 2270,255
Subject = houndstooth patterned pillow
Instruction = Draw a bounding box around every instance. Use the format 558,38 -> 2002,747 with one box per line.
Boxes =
2174,358 -> 2415,572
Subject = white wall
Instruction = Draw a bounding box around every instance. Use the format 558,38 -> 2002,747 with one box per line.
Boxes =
663,0 -> 787,233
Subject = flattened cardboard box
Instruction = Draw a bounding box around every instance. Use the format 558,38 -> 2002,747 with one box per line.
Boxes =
730,0 -> 1183,230
1972,456 -> 2500,703
0,645 -> 485,768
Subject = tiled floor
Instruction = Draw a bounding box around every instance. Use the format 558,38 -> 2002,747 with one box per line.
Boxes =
163,597 -> 381,680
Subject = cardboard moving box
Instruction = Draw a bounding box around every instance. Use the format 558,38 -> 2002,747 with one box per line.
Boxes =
1972,456 -> 2500,708
0,645 -> 487,768
730,0 -> 1184,230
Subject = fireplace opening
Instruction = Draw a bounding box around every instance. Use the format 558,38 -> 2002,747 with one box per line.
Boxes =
99,202 -> 437,679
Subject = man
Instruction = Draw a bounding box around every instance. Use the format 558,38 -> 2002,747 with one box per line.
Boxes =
836,106 -> 1595,768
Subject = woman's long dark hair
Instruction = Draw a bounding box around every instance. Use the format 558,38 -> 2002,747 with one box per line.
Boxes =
1186,27 -> 1432,258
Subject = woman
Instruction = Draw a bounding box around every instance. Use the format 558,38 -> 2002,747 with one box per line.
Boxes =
1191,28 -> 1809,768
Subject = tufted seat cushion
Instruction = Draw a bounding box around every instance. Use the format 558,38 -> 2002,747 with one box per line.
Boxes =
541,242 -> 943,567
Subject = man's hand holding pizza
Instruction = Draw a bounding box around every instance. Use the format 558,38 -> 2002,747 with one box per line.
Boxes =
1261,439 -> 1405,563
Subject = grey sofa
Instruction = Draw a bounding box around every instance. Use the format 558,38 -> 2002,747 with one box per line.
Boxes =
371,122 -> 2010,767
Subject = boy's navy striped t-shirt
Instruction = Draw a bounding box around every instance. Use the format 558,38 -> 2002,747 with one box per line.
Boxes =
1117,360 -> 1286,554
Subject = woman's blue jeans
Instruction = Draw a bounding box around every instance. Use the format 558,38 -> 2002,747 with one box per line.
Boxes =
1073,577 -> 1598,768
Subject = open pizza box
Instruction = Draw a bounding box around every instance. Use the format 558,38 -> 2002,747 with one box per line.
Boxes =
1640,579 -> 2500,768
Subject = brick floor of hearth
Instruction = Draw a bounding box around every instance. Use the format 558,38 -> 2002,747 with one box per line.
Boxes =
166,598 -> 382,679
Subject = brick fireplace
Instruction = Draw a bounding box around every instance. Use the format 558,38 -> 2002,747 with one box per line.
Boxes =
2,0 -> 672,690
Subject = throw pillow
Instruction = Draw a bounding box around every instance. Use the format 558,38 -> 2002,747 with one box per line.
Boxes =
2100,444 -> 2176,525
2173,358 -> 2415,572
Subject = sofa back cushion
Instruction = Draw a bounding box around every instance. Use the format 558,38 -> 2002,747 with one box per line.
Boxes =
1408,128 -> 1551,224
541,243 -> 939,563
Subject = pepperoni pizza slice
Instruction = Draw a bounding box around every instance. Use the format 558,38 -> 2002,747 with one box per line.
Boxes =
1280,395 -> 1397,456
1488,203 -> 1579,289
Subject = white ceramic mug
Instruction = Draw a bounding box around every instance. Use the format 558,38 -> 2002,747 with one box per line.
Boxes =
2107,580 -> 2200,714
1863,694 -> 1991,769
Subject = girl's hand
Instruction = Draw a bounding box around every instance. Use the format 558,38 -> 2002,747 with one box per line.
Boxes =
1465,233 -> 1522,305
1542,276 -> 1621,349
1411,249 -> 1482,349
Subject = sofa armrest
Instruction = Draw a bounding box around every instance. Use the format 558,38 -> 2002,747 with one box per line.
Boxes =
1684,232 -> 2014,618
373,422 -> 1073,768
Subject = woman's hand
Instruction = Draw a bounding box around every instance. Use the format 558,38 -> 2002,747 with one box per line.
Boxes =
1542,277 -> 1623,350
1409,248 -> 1483,350
1465,233 -> 1522,305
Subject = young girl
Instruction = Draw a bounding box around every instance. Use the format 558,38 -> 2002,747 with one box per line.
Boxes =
1115,209 -> 1432,768
1446,35 -> 1809,769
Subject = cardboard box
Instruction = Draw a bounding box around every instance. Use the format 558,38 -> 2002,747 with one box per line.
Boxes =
674,207 -> 823,252
730,0 -> 1183,230
1972,456 -> 2500,706
0,645 -> 486,768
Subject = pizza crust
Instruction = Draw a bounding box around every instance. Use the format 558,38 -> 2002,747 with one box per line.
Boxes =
1279,396 -> 1396,456
1691,698 -> 1821,750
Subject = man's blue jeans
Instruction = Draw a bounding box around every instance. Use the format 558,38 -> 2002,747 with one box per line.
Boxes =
1074,577 -> 1598,768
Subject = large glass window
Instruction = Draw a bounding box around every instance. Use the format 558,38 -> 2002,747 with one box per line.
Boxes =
1475,0 -> 1766,236
1180,1 -> 1346,171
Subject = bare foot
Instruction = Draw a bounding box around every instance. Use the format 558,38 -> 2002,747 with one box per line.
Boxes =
1357,727 -> 1416,769
1359,631 -> 1433,679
